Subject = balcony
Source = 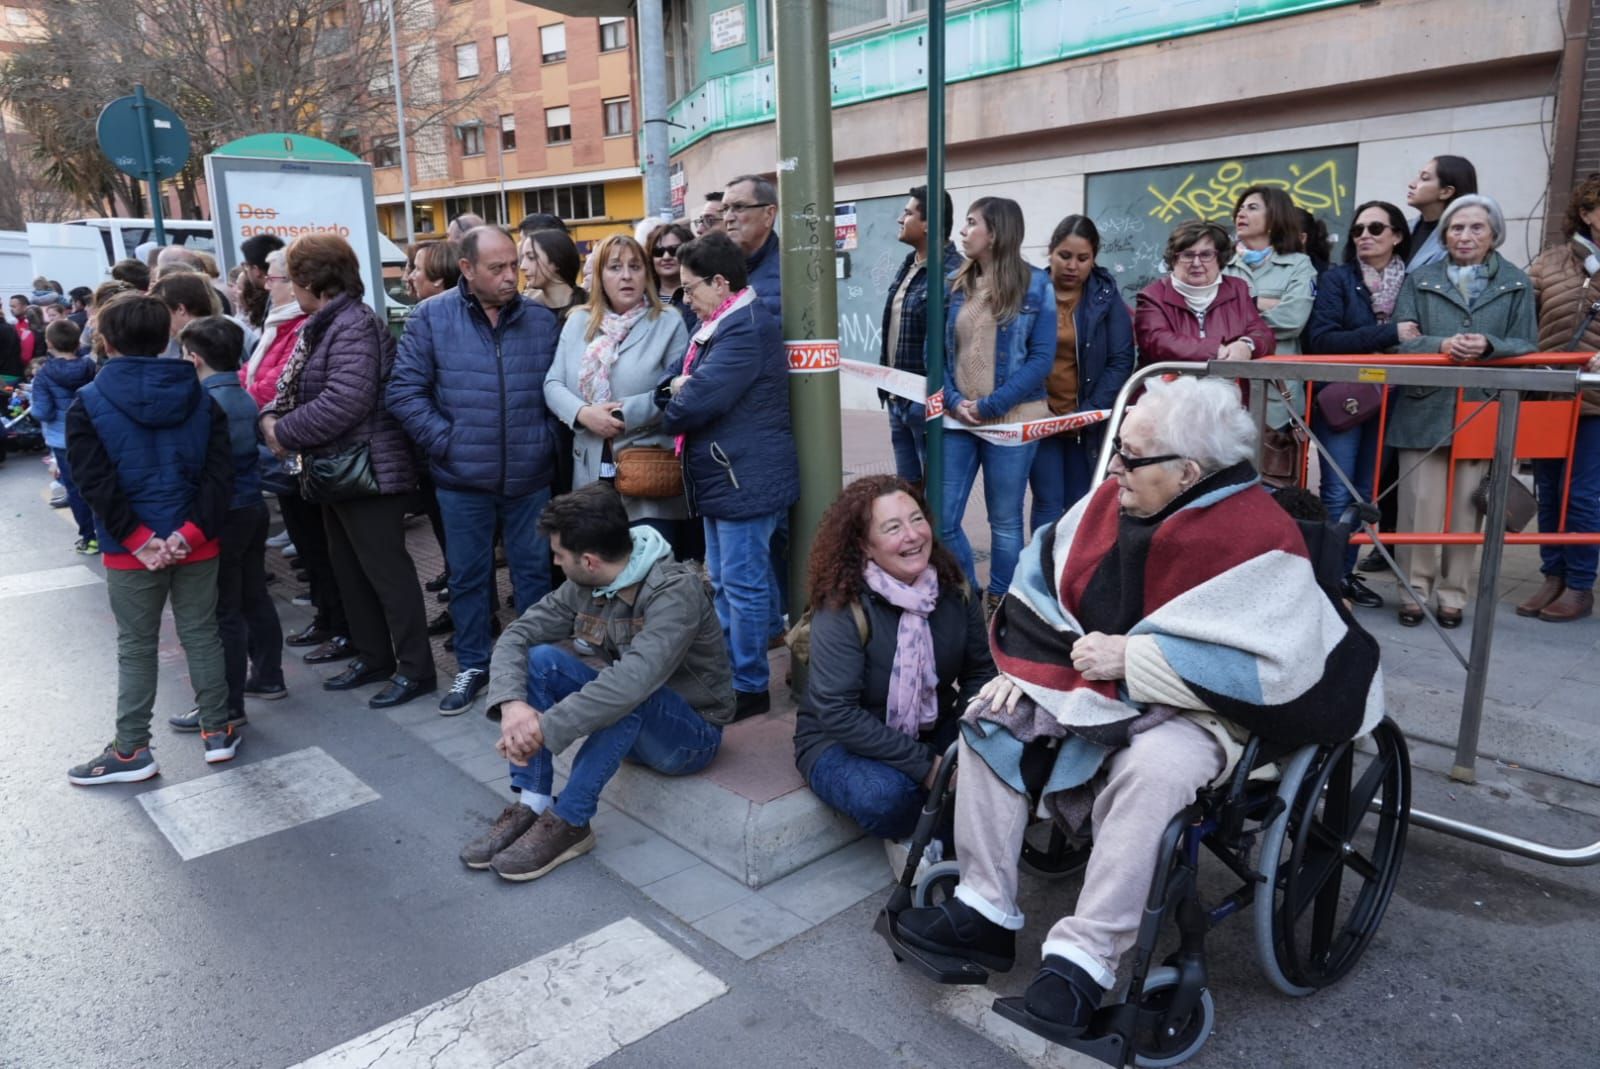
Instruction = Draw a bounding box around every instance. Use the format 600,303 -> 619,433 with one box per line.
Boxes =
665,0 -> 1361,154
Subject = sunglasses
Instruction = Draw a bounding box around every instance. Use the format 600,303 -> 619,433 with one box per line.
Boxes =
655,245 -> 682,258
1110,436 -> 1182,471
1351,222 -> 1394,238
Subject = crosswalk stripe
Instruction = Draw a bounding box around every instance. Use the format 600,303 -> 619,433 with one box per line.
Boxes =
291,916 -> 728,1068
0,564 -> 101,600
138,746 -> 380,861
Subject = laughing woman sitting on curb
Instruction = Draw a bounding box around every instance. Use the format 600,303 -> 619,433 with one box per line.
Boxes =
793,475 -> 995,865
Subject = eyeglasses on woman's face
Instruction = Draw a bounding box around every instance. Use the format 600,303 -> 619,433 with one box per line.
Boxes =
654,244 -> 682,259
1109,435 -> 1182,471
1351,222 -> 1394,238
1176,249 -> 1218,264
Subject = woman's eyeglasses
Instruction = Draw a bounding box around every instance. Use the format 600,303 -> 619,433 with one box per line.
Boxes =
1351,222 -> 1394,238
1110,436 -> 1182,471
1176,250 -> 1218,264
654,246 -> 682,259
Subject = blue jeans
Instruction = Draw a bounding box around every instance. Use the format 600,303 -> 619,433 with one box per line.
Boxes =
436,486 -> 551,672
940,429 -> 1040,595
509,645 -> 722,825
1028,433 -> 1096,534
1312,407 -> 1381,577
1534,416 -> 1600,592
704,511 -> 783,692
51,447 -> 95,541
888,399 -> 927,485
806,743 -> 926,840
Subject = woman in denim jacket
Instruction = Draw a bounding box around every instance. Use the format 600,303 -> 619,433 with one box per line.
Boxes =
937,197 -> 1057,613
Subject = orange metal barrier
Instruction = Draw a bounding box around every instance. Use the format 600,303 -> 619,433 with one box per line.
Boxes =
1260,352 -> 1599,550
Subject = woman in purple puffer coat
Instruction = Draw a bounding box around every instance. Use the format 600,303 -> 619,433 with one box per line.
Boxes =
260,234 -> 435,710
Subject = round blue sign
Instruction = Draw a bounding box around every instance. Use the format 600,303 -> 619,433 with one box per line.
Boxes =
96,93 -> 190,181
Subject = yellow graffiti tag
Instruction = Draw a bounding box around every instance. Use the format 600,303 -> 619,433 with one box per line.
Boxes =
1145,158 -> 1348,224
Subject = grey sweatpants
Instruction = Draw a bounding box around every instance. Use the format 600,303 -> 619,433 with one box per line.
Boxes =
952,716 -> 1224,989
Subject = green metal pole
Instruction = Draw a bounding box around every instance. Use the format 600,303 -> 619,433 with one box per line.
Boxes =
133,84 -> 167,244
774,0 -> 841,689
924,3 -> 946,519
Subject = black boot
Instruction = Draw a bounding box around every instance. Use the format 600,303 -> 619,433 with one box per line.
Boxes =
1022,955 -> 1103,1037
896,897 -> 1015,972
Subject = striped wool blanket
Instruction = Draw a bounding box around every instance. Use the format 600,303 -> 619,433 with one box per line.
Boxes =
988,462 -> 1383,750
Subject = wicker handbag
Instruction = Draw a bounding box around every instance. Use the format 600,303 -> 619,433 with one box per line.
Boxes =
614,445 -> 684,499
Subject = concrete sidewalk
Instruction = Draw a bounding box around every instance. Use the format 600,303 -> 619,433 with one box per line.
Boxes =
266,403 -> 1600,907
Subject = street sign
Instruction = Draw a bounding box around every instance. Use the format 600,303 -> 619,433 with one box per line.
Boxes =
95,86 -> 189,245
96,91 -> 190,181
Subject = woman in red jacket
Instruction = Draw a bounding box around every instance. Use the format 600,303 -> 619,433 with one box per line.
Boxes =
1134,220 -> 1275,368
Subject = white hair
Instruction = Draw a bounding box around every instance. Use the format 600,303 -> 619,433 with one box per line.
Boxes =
1438,193 -> 1506,249
1136,376 -> 1257,474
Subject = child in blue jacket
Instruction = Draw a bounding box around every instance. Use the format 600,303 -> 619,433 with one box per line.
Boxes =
28,318 -> 97,552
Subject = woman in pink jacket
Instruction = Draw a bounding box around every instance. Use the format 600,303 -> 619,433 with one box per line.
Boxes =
240,249 -> 307,407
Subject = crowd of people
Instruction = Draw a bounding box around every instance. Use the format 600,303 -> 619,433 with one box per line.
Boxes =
872,153 -> 1600,628
3,153 -> 1596,928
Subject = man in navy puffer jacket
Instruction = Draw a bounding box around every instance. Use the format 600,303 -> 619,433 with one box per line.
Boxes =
388,227 -> 561,714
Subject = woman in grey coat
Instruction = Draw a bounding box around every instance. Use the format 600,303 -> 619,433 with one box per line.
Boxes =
1390,194 -> 1537,628
545,234 -> 691,547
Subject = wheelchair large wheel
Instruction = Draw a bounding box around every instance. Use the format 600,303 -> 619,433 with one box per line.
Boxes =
1253,717 -> 1410,996
1130,966 -> 1216,1068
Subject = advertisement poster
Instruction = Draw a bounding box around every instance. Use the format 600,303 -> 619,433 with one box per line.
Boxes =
834,202 -> 858,251
205,155 -> 385,316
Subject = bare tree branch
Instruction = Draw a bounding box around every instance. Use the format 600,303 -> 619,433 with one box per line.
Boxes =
0,0 -> 499,218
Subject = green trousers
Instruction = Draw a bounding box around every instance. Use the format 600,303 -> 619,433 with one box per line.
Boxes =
106,558 -> 229,751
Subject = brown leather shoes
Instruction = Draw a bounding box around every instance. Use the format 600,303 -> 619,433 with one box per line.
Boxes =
460,803 -> 538,870
490,811 -> 595,882
1539,588 -> 1594,622
1516,576 -> 1566,618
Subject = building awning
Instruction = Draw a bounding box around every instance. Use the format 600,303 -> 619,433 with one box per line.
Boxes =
373,166 -> 642,206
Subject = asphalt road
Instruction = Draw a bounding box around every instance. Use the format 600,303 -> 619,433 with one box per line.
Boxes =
2,455 -> 1597,1069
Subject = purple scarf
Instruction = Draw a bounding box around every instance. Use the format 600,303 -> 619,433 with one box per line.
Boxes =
863,560 -> 940,737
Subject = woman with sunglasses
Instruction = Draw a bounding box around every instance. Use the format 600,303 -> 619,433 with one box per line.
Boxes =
647,222 -> 697,331
1305,201 -> 1413,609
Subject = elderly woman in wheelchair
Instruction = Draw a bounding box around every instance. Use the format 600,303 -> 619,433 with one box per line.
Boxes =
889,376 -> 1396,1059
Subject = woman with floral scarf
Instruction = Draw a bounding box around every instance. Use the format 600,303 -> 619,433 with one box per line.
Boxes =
1389,194 -> 1537,629
545,234 -> 689,547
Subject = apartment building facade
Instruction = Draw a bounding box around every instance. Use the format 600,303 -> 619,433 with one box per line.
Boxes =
653,0 -> 1581,405
372,2 -> 644,248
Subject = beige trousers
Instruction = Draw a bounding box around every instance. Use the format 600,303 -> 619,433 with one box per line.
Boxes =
952,717 -> 1224,989
1393,449 -> 1488,611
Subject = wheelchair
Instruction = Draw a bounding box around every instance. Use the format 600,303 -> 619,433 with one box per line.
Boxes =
876,715 -> 1411,1067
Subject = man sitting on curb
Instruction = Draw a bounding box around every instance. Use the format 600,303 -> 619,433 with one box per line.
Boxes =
462,483 -> 734,882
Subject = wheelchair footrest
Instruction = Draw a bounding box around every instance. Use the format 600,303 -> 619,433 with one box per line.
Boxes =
875,908 -> 992,986
991,997 -> 1129,1067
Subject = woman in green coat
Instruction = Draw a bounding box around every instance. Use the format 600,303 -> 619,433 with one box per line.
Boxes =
1390,194 -> 1537,628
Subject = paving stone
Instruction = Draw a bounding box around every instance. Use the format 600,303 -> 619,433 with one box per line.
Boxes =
690,893 -> 812,960
756,836 -> 890,925
640,862 -> 755,922
591,809 -> 701,886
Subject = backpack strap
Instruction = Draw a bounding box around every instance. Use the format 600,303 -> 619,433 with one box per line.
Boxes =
848,599 -> 869,646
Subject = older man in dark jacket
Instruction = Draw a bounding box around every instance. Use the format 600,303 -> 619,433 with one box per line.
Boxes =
389,226 -> 561,714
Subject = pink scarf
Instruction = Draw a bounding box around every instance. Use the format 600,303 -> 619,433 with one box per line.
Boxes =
863,560 -> 940,737
674,286 -> 755,455
578,303 -> 648,403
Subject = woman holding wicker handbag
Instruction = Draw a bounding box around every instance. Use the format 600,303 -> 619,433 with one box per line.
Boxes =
546,233 -> 691,550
